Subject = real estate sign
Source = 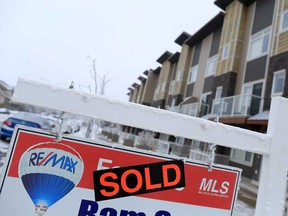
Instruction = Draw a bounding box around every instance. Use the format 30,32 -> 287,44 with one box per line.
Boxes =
0,126 -> 241,216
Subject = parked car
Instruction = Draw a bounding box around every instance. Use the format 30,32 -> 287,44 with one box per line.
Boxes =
0,112 -> 53,140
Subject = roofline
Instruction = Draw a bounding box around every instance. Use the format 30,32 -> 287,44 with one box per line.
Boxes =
153,67 -> 161,75
156,51 -> 173,64
168,52 -> 180,63
185,12 -> 225,47
174,31 -> 191,46
214,0 -> 256,10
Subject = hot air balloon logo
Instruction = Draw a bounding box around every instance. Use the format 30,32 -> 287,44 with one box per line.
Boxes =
18,142 -> 84,216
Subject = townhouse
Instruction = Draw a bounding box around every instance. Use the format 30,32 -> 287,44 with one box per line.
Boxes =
127,0 -> 288,185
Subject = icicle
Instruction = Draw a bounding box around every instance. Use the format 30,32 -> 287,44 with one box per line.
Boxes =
208,117 -> 219,172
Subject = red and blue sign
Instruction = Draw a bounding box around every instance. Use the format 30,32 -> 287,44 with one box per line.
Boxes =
0,126 -> 241,216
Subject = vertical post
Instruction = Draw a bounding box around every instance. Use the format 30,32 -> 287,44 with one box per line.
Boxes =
255,97 -> 288,216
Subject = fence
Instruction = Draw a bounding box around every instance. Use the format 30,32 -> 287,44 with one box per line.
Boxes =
12,78 -> 288,216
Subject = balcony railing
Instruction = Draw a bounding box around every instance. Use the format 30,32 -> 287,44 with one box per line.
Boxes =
189,149 -> 230,165
211,94 -> 262,117
167,102 -> 209,117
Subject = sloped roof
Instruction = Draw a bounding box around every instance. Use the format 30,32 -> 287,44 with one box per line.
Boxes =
185,12 -> 225,47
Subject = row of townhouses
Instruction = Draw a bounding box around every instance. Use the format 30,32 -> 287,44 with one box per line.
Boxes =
125,0 -> 288,186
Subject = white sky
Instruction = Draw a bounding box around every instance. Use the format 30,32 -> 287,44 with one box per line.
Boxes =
0,0 -> 220,101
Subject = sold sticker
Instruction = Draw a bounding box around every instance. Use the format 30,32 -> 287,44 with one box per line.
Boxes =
93,160 -> 185,201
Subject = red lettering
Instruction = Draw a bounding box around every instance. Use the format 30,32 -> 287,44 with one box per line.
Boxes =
144,167 -> 162,190
121,169 -> 142,193
100,172 -> 119,197
162,164 -> 181,187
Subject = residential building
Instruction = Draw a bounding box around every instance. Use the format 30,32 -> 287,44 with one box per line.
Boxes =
126,0 -> 288,187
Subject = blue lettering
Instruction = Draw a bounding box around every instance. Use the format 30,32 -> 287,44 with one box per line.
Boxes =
155,211 -> 171,216
64,158 -> 78,174
44,154 -> 65,168
120,210 -> 146,216
78,199 -> 171,216
37,152 -> 45,165
29,153 -> 37,166
78,199 -> 99,216
100,208 -> 117,216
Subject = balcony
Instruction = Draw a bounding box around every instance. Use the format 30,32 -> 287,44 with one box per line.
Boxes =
167,102 -> 209,117
211,94 -> 262,118
189,149 -> 230,165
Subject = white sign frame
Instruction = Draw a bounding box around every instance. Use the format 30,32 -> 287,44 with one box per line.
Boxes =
11,78 -> 288,216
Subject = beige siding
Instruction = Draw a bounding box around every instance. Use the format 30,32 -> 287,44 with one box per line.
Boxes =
235,3 -> 255,95
131,87 -> 139,103
192,34 -> 213,98
272,0 -> 288,56
142,70 -> 157,104
173,44 -> 193,96
153,61 -> 172,102
216,1 -> 246,76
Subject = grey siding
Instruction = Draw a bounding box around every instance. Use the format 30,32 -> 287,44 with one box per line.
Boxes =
167,94 -> 183,107
245,56 -> 267,83
185,83 -> 194,97
251,0 -> 275,34
264,51 -> 288,110
191,42 -> 202,66
203,76 -> 214,93
209,26 -> 222,57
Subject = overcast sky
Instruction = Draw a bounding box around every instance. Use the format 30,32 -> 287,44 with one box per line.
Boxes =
0,0 -> 220,101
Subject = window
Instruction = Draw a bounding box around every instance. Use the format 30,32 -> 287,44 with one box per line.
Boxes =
248,27 -> 271,61
169,80 -> 174,94
176,70 -> 183,81
201,92 -> 211,104
230,149 -> 254,166
215,86 -> 222,99
271,70 -> 286,96
205,55 -> 218,77
222,43 -> 230,59
188,65 -> 198,83
281,10 -> 288,32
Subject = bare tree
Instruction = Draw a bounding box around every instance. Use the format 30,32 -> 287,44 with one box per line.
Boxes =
85,56 -> 112,139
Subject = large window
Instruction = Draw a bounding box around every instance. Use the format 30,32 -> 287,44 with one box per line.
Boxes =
188,65 -> 198,83
205,55 -> 218,77
281,10 -> 288,32
248,27 -> 271,61
230,149 -> 254,166
271,70 -> 286,96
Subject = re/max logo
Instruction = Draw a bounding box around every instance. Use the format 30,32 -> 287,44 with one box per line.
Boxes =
29,151 -> 78,174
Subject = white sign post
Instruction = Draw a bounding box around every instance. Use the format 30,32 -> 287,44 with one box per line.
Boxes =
9,78 -> 288,215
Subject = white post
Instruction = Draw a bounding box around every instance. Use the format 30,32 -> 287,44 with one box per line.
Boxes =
255,97 -> 288,216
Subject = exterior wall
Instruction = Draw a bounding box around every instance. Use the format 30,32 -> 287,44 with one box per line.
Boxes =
184,43 -> 202,98
173,44 -> 193,97
131,87 -> 139,103
136,82 -> 145,103
192,35 -> 213,99
142,70 -> 158,106
271,0 -> 288,56
235,3 -> 255,94
213,72 -> 237,98
216,1 -> 247,76
245,56 -> 267,82
153,61 -> 172,104
264,51 -> 288,109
